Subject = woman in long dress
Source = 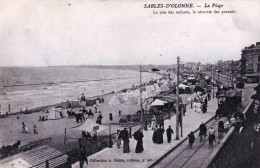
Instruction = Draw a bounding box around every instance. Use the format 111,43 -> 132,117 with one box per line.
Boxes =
117,129 -> 122,148
133,130 -> 144,153
151,115 -> 157,130
119,128 -> 130,153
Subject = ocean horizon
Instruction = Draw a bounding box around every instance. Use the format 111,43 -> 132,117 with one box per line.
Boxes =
0,66 -> 158,113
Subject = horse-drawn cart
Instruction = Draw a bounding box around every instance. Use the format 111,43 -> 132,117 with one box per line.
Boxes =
216,89 -> 242,116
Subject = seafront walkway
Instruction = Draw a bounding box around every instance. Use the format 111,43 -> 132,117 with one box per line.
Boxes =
72,95 -> 218,168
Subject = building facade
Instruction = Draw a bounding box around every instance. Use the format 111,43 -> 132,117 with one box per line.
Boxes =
240,42 -> 260,83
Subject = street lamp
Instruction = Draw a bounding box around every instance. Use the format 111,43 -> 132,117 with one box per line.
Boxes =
176,56 -> 180,140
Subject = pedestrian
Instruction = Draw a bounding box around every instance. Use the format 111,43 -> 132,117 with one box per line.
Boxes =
8,104 -> 11,113
93,104 -> 98,113
166,126 -> 174,143
133,130 -> 144,153
119,128 -> 130,153
230,115 -> 236,126
159,114 -> 164,130
78,147 -> 88,168
156,126 -> 164,144
204,97 -> 208,107
208,126 -> 216,148
182,104 -> 186,116
109,113 -> 113,121
119,110 -> 121,116
202,104 -> 207,113
188,131 -> 195,148
34,125 -> 38,134
207,92 -> 211,101
117,129 -> 122,148
151,115 -> 156,130
22,122 -> 29,133
96,114 -> 103,125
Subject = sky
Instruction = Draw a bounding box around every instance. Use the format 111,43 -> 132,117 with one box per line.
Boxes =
0,0 -> 260,66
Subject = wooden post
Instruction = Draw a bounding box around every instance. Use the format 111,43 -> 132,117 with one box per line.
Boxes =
108,124 -> 112,148
46,160 -> 49,168
129,127 -> 132,138
64,128 -> 66,145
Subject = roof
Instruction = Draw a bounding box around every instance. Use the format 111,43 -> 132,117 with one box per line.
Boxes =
0,145 -> 68,168
217,89 -> 242,98
155,93 -> 182,102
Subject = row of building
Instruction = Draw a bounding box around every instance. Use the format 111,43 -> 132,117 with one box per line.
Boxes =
239,42 -> 260,83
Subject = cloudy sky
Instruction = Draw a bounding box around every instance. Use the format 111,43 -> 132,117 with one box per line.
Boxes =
0,0 -> 259,66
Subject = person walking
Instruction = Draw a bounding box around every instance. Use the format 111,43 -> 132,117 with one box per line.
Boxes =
118,110 -> 121,116
188,132 -> 195,148
93,104 -> 98,113
133,130 -> 144,153
157,126 -> 164,144
117,129 -> 122,148
151,115 -> 156,130
166,126 -> 174,143
22,122 -> 29,133
199,122 -> 207,142
33,125 -> 38,134
119,128 -> 130,153
109,113 -> 113,121
8,104 -> 11,114
207,92 -> 211,101
78,147 -> 88,168
208,126 -> 216,148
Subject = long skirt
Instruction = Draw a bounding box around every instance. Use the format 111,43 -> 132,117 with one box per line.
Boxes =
135,140 -> 144,153
151,121 -> 156,130
123,140 -> 130,153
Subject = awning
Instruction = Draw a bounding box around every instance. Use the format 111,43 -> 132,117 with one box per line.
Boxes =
151,99 -> 167,106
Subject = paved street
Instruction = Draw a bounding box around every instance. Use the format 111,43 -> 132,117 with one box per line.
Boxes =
72,93 -> 218,168
152,85 -> 255,168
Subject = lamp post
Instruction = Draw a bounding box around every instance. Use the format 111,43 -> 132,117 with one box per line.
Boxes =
108,124 -> 113,148
176,56 -> 180,140
140,65 -> 143,124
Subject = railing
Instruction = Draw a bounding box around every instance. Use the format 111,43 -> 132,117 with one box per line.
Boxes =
20,137 -> 52,151
201,100 -> 254,168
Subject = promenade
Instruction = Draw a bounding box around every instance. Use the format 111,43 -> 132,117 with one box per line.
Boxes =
72,95 -> 218,168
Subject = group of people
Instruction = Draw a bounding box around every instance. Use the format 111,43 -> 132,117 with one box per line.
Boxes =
194,96 -> 208,113
150,114 -> 164,130
116,128 -> 144,154
21,122 -> 38,134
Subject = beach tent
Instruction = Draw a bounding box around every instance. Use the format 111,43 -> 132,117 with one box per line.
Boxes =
61,100 -> 71,109
48,107 -> 62,120
124,97 -> 138,105
151,99 -> 167,106
73,119 -> 107,133
108,95 -> 123,105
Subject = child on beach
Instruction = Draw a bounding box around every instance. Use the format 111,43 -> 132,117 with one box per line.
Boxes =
34,125 -> 38,134
22,122 -> 29,133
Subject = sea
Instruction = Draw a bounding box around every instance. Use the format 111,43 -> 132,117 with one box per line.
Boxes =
0,66 -> 157,113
